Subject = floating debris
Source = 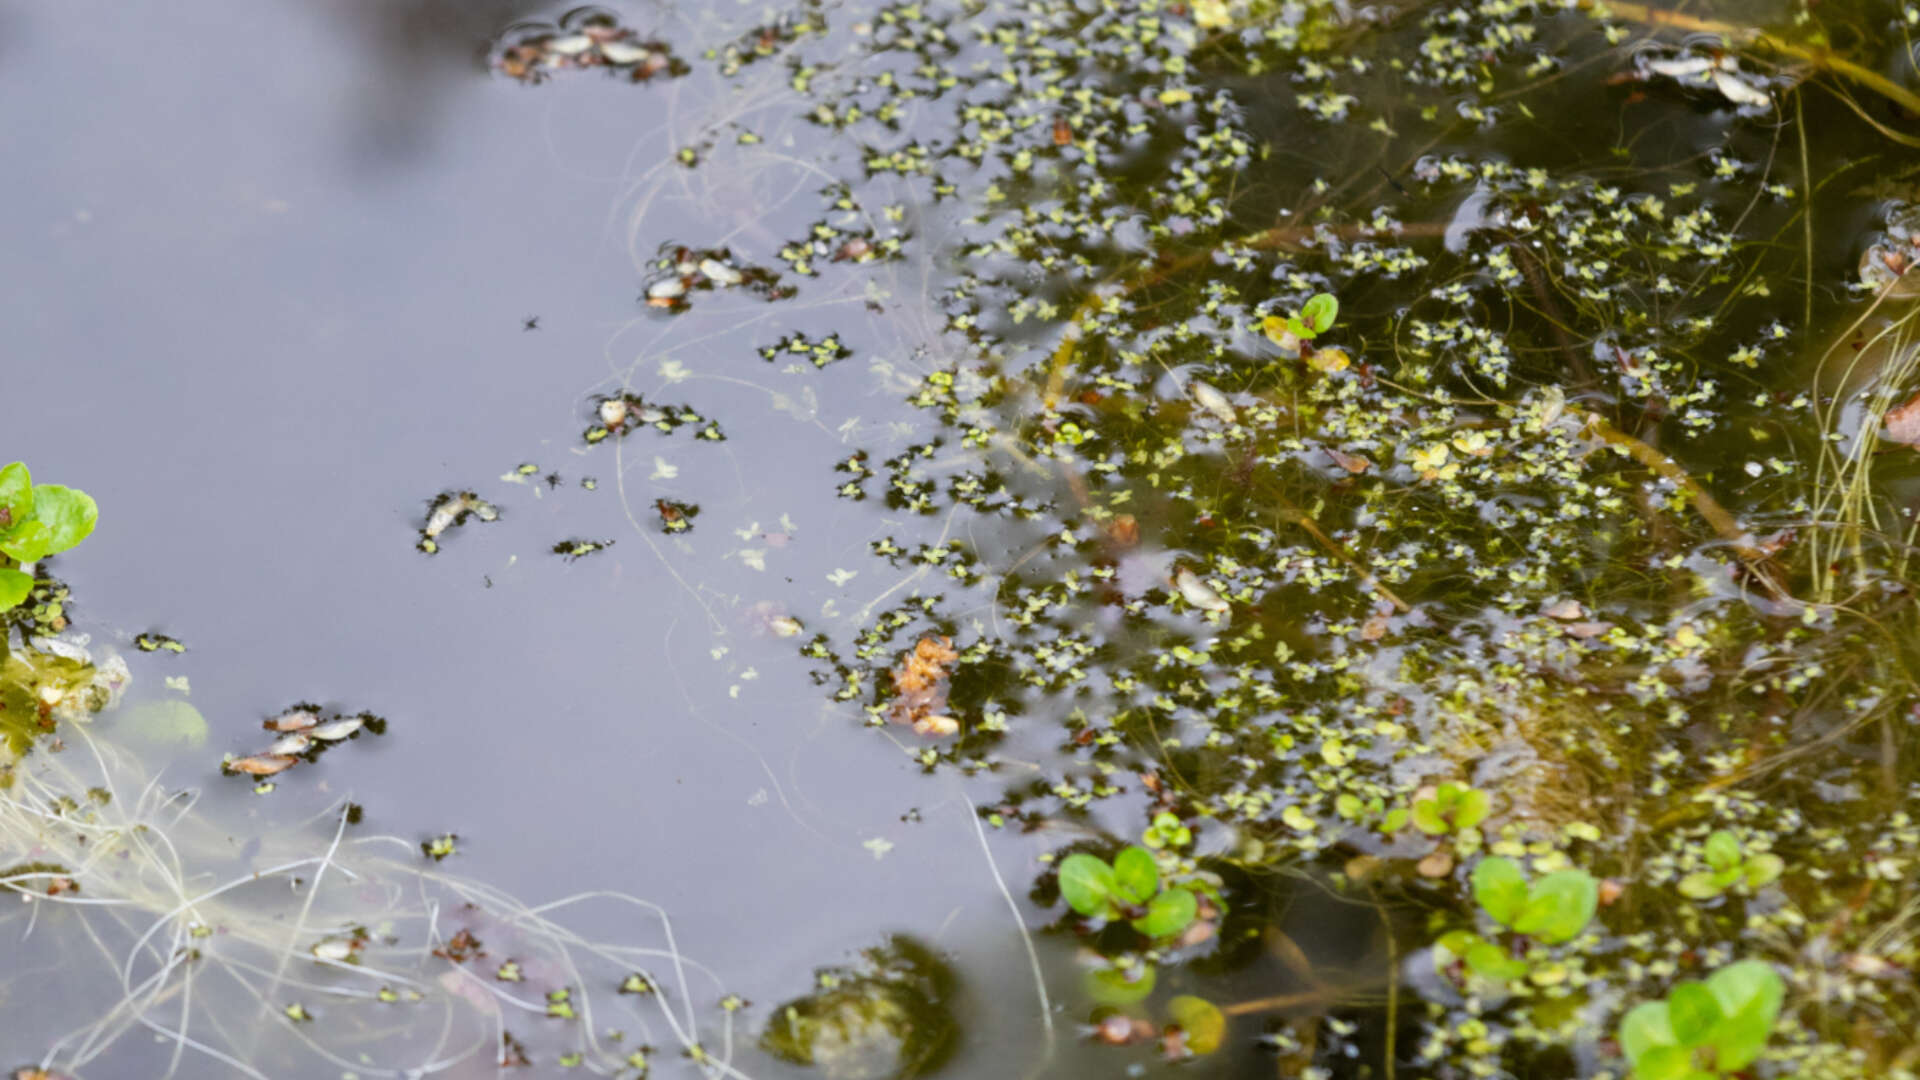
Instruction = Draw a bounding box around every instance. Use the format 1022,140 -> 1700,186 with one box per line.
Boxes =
1634,48 -> 1772,109
886,636 -> 961,737
582,392 -> 723,444
418,492 -> 498,555
551,538 -> 613,562
132,632 -> 186,654
491,11 -> 687,84
640,245 -> 793,313
309,716 -> 365,741
760,331 -> 852,369
223,753 -> 297,777
264,706 -> 320,732
1171,569 -> 1231,614
655,499 -> 698,533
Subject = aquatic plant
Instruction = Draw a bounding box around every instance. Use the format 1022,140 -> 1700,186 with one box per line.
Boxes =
1057,845 -> 1203,939
0,462 -> 96,614
1617,960 -> 1785,1080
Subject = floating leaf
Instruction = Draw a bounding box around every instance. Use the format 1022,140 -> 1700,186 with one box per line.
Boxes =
30,486 -> 98,556
0,568 -> 31,610
1111,846 -> 1160,905
120,700 -> 209,747
1666,982 -> 1723,1047
1166,996 -> 1225,1054
1058,853 -> 1117,917
1703,830 -> 1741,871
1704,960 -> 1783,1071
1085,963 -> 1155,1006
1133,886 -> 1198,938
1618,1001 -> 1677,1064
1300,292 -> 1339,335
1514,869 -> 1599,944
1743,853 -> 1784,889
1464,941 -> 1528,981
1472,857 -> 1528,927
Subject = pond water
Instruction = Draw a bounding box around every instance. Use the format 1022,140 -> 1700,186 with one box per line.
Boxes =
5,0 -> 1920,1076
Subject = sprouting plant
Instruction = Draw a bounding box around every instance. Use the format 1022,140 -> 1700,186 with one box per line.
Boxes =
1617,959 -> 1785,1079
1057,845 -> 1203,938
1438,856 -> 1600,982
1677,830 -> 1784,899
1141,812 -> 1192,851
0,462 -> 98,612
1411,782 -> 1492,837
1262,292 -> 1340,345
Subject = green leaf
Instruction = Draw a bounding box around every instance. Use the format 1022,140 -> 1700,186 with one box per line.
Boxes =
1435,930 -> 1481,960
31,486 -> 97,556
1058,854 -> 1117,917
1463,941 -> 1528,981
1676,871 -> 1726,899
1285,315 -> 1313,340
1411,799 -> 1448,835
119,700 -> 210,747
1704,960 -> 1783,1071
1381,807 -> 1410,833
1665,982 -> 1722,1047
1514,868 -> 1599,944
1703,830 -> 1741,871
1454,787 -> 1491,831
1472,857 -> 1528,927
1133,886 -> 1198,938
1166,996 -> 1226,1054
0,568 -> 30,610
1618,1001 -> 1677,1063
1632,1044 -> 1701,1080
0,519 -> 52,563
1085,963 -> 1155,1006
0,462 -> 30,530
1112,845 -> 1160,905
1743,853 -> 1784,890
1301,293 -> 1339,334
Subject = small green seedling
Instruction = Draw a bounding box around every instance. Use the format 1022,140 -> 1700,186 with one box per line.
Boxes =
1617,959 -> 1785,1079
1438,856 -> 1600,982
1412,782 -> 1492,837
1261,292 -> 1340,346
1677,830 -> 1783,899
1141,812 -> 1192,851
0,462 -> 98,611
1058,845 -> 1202,938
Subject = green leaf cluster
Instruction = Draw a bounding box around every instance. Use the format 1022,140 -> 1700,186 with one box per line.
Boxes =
1677,830 -> 1783,899
1412,782 -> 1491,836
1141,812 -> 1192,851
1439,857 -> 1601,982
1058,845 -> 1201,938
1260,292 -> 1340,345
1618,960 -> 1785,1079
0,463 -> 98,611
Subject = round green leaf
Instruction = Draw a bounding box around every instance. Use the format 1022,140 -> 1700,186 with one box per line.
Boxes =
1166,996 -> 1226,1054
1464,941 -> 1528,981
1058,853 -> 1117,917
1301,293 -> 1339,334
1133,886 -> 1198,938
0,519 -> 52,563
1704,960 -> 1783,1071
1618,1001 -> 1676,1063
1633,1044 -> 1701,1080
0,567 -> 32,610
1742,853 -> 1784,890
1084,963 -> 1155,1006
1677,871 -> 1726,900
1703,830 -> 1742,872
30,486 -> 97,556
1514,868 -> 1599,944
1453,787 -> 1491,832
1665,982 -> 1722,1047
0,462 -> 31,528
119,700 -> 209,747
1411,799 -> 1448,835
1472,856 -> 1528,928
1112,845 -> 1160,905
